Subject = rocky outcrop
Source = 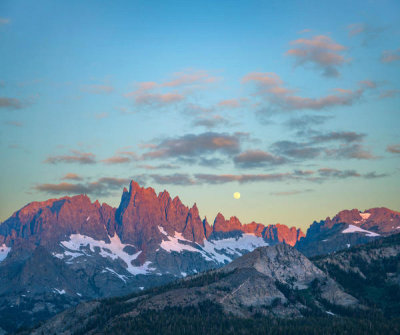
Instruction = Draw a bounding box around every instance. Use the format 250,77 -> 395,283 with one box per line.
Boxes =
263,224 -> 305,246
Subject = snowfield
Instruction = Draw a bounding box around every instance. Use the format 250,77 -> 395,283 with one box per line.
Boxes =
54,233 -> 153,275
342,224 -> 380,237
0,244 -> 11,263
158,226 -> 269,264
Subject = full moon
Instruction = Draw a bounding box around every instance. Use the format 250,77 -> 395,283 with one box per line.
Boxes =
233,192 -> 241,199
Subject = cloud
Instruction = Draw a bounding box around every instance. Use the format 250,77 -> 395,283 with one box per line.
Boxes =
0,97 -> 23,110
34,177 -> 131,196
44,150 -> 96,164
132,92 -> 184,106
242,72 -> 366,112
286,35 -> 347,77
162,69 -> 219,88
125,69 -> 218,108
285,114 -> 332,129
61,173 -> 83,181
270,189 -> 313,196
381,48 -> 400,63
347,23 -> 367,36
101,151 -> 138,164
81,85 -> 114,94
363,172 -> 389,179
379,89 -> 400,99
272,140 -> 322,159
233,150 -> 287,168
194,173 -> 291,184
311,131 -> 365,143
218,99 -> 242,108
325,143 -> 376,160
318,168 -> 360,179
142,132 -> 245,160
0,18 -> 10,25
4,120 -> 23,127
387,144 -> 400,154
95,112 -> 108,119
298,29 -> 312,34
192,114 -> 230,129
347,23 -> 385,46
149,173 -> 195,186
137,163 -> 177,170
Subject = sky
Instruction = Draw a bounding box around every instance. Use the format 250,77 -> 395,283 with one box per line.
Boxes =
0,0 -> 399,231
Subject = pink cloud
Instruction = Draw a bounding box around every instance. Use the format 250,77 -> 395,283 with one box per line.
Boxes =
286,35 -> 348,77
242,72 -> 370,111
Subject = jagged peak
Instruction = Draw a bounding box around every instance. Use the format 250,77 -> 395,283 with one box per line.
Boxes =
214,212 -> 225,222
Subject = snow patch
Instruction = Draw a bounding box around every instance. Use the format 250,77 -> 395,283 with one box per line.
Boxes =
104,267 -> 128,282
181,272 -> 187,277
342,225 -> 380,237
158,226 -> 168,236
346,244 -> 350,248
53,288 -> 66,295
86,216 -> 90,221
202,234 -> 269,263
326,311 -> 335,316
58,234 -> 153,275
0,244 -> 11,263
359,212 -> 371,220
158,226 -> 268,264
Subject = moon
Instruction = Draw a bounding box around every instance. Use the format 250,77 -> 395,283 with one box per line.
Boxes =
233,192 -> 241,199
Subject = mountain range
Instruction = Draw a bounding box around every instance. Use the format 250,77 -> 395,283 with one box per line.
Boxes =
24,233 -> 400,335
0,180 -> 399,333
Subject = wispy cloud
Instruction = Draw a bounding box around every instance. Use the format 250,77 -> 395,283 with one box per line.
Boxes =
318,168 -> 360,179
192,114 -> 231,129
387,144 -> 400,154
324,143 -> 376,160
0,97 -> 23,110
101,151 -> 138,164
81,84 -> 114,94
286,35 -> 348,77
381,48 -> 400,63
142,132 -> 245,160
162,69 -> 219,88
311,131 -> 365,143
233,150 -> 287,168
125,69 -> 219,108
44,150 -> 97,164
242,72 -> 367,112
4,120 -> 23,127
347,23 -> 385,46
379,89 -> 400,99
0,18 -> 10,25
34,177 -> 131,196
150,173 -> 195,185
61,173 -> 83,181
270,189 -> 313,196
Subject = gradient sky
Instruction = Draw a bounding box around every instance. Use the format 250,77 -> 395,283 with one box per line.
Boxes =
1,0 -> 399,231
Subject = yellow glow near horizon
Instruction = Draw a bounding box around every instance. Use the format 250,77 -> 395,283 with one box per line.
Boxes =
233,192 -> 241,199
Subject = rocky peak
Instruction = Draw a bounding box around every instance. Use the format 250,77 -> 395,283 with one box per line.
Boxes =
213,213 -> 242,232
262,224 -> 304,246
182,203 -> 206,244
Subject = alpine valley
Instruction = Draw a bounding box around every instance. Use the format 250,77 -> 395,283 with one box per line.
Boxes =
0,180 -> 399,334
